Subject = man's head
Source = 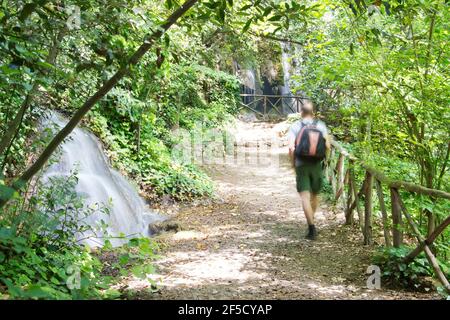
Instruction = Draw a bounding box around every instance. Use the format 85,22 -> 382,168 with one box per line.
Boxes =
300,100 -> 314,117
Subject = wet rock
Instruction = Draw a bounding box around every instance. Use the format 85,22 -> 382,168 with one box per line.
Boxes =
149,220 -> 184,235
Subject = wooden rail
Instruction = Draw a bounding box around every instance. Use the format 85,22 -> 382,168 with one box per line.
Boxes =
326,140 -> 450,293
239,94 -> 307,118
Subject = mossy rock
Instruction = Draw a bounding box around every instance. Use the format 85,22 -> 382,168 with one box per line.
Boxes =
148,220 -> 184,235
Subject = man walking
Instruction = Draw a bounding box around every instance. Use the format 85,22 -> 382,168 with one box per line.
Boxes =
288,101 -> 331,240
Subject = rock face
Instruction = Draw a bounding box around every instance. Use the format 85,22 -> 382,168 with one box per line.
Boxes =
235,42 -> 305,116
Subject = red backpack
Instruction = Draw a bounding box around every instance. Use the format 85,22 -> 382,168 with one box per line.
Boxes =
294,120 -> 326,161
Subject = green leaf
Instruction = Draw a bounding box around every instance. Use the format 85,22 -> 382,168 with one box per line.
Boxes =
119,254 -> 130,265
205,1 -> 221,9
262,7 -> 273,17
242,18 -> 252,33
165,0 -> 173,9
1,278 -> 25,297
36,61 -> 55,70
128,238 -> 139,247
0,184 -> 17,201
268,15 -> 283,21
240,4 -> 252,10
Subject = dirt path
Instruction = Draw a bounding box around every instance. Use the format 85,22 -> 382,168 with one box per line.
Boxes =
128,120 -> 439,300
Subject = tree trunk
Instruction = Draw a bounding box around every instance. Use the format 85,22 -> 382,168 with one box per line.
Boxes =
390,188 -> 403,247
375,179 -> 391,247
363,171 -> 373,245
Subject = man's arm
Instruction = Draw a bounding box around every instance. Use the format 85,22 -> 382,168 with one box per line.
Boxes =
287,125 -> 297,168
288,136 -> 296,168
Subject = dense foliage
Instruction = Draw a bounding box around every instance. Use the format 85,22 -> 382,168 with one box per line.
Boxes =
373,246 -> 448,294
84,63 -> 239,200
294,1 -> 449,193
285,0 -> 449,291
0,0 -> 448,298
0,172 -> 159,299
0,0 -> 246,299
0,0 -> 244,200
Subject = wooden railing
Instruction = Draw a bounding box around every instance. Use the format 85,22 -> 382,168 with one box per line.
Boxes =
325,140 -> 450,293
239,94 -> 306,118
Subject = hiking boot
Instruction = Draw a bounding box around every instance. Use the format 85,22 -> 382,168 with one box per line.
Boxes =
305,225 -> 318,240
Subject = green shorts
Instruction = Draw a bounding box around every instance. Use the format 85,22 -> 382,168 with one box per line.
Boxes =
295,161 -> 323,194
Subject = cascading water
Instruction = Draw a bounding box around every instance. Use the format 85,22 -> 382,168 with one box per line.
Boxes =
280,42 -> 294,114
280,42 -> 308,114
43,111 -> 164,247
236,43 -> 306,115
239,69 -> 257,104
280,42 -> 291,95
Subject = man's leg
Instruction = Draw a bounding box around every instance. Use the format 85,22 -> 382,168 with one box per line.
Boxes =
300,191 -> 314,225
311,193 -> 319,214
310,161 -> 323,215
300,191 -> 318,240
296,165 -> 317,240
304,162 -> 323,240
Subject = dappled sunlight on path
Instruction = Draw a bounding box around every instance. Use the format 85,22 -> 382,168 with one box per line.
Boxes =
127,120 -> 439,300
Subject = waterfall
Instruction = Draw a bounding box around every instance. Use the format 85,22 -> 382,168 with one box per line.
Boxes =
238,69 -> 257,105
280,42 -> 292,96
242,69 -> 256,92
280,42 -> 294,114
235,43 -> 306,115
43,111 -> 164,247
280,42 -> 307,114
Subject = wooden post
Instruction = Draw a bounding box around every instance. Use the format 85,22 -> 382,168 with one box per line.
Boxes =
424,246 -> 450,293
399,199 -> 450,293
328,148 -> 335,184
349,171 -> 365,233
390,188 -> 403,247
375,179 -> 391,247
426,209 -> 435,238
330,150 -> 337,196
404,216 -> 450,263
345,168 -> 354,225
263,96 -> 267,120
341,165 -> 349,210
335,153 -> 345,201
363,171 -> 373,245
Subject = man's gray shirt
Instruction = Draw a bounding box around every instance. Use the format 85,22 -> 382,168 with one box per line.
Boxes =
288,118 -> 329,167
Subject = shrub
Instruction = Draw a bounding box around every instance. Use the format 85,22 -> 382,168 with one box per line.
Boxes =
371,246 -> 443,292
0,172 -> 158,299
